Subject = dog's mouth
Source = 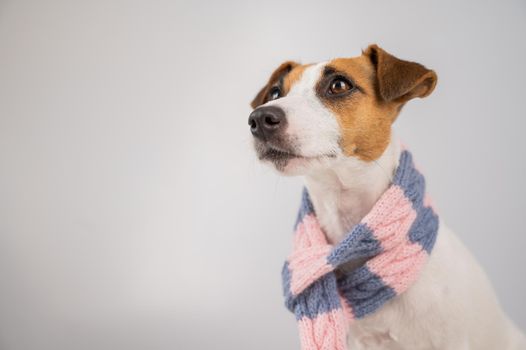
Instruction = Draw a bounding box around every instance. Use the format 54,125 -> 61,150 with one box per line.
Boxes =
255,140 -> 304,162
255,141 -> 336,166
260,146 -> 301,161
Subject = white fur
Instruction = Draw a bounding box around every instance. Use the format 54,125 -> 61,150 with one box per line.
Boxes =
259,62 -> 526,349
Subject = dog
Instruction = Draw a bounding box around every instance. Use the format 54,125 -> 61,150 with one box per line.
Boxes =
248,44 -> 526,349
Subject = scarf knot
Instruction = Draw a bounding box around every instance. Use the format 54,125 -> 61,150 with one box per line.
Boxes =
282,150 -> 439,350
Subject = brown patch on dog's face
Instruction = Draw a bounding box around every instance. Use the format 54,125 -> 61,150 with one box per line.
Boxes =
251,62 -> 294,109
316,56 -> 398,161
251,62 -> 313,109
317,45 -> 437,161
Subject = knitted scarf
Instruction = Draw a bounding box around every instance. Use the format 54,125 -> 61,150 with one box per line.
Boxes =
282,150 -> 439,350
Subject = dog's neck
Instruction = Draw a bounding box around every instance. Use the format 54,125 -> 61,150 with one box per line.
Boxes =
304,138 -> 401,245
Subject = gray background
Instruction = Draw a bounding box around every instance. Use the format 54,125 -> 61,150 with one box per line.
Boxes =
0,0 -> 525,349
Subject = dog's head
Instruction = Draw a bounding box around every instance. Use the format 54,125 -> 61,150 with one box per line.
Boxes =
248,44 -> 437,175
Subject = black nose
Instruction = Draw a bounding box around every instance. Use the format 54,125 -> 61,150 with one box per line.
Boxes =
248,106 -> 286,140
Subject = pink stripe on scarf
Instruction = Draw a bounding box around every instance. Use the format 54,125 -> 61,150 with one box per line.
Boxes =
363,186 -> 417,251
367,241 -> 428,294
297,309 -> 349,350
289,214 -> 334,296
362,185 -> 428,294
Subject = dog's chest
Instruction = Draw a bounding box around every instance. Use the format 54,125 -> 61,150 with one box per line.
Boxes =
311,189 -> 373,244
314,198 -> 347,244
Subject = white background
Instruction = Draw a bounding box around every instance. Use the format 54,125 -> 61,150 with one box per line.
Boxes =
0,0 -> 525,349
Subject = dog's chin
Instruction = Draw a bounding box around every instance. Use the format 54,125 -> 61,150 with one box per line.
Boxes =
255,143 -> 336,176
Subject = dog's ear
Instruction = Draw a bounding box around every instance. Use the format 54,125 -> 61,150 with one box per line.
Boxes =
363,44 -> 437,103
251,61 -> 299,109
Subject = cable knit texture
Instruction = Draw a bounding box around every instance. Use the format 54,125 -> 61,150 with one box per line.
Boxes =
282,150 -> 439,350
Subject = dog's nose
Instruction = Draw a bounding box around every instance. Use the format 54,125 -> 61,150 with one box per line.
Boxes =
248,106 -> 285,140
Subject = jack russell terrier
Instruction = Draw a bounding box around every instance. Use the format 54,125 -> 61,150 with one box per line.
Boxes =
248,44 -> 525,350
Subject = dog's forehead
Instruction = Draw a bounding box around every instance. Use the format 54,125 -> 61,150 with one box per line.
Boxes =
285,63 -> 325,95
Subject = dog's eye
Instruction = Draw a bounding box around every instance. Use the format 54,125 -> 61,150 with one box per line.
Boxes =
328,78 -> 353,95
268,87 -> 282,101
